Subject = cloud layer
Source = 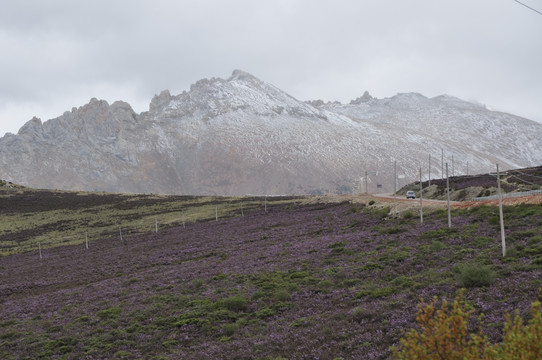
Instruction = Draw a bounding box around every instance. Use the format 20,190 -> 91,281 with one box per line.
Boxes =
1,0 -> 541,136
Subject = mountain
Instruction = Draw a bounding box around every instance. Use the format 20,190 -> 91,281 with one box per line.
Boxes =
1,70 -> 542,195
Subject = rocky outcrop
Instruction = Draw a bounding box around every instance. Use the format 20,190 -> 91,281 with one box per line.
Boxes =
1,70 -> 541,195
349,91 -> 373,104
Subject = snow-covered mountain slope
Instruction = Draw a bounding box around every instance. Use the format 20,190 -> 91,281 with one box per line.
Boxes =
1,70 -> 541,195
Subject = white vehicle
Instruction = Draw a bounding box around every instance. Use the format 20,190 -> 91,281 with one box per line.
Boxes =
406,191 -> 416,199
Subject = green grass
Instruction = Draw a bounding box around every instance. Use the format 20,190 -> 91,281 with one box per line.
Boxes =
0,188 -> 302,256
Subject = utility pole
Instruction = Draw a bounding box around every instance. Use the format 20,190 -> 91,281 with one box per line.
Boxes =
393,160 -> 397,215
441,149 -> 444,180
419,167 -> 423,224
428,154 -> 431,186
365,171 -> 368,194
497,164 -> 506,257
446,163 -> 451,228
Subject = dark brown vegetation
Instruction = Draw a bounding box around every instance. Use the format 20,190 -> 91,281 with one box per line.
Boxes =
401,165 -> 542,201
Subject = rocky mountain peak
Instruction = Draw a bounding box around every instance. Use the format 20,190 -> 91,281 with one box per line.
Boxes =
77,98 -> 111,114
349,91 -> 374,105
149,90 -> 172,113
229,69 -> 257,81
111,100 -> 134,111
17,117 -> 43,137
145,70 -> 322,122
306,100 -> 326,108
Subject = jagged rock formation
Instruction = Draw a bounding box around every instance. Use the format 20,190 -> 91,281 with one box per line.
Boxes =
1,70 -> 541,195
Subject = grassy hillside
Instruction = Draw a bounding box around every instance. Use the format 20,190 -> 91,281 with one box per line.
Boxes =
0,189 -> 541,359
400,165 -> 542,201
0,186 -> 298,256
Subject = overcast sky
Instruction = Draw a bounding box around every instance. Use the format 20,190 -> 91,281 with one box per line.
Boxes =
1,0 -> 541,137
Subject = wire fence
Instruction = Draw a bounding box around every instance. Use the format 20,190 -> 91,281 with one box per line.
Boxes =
22,195 -> 308,259
3,200 -> 275,258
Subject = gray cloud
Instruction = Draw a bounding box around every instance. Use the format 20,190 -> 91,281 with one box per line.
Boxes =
1,0 -> 541,136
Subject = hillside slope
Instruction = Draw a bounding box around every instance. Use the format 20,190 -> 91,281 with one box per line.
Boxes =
0,193 -> 540,359
400,165 -> 542,201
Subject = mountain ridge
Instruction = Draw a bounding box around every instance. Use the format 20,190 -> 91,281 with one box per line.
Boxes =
1,70 -> 541,195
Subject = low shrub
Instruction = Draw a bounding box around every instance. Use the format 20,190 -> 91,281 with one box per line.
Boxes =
527,235 -> 542,246
96,306 -> 122,320
347,205 -> 365,214
273,289 -> 291,301
221,323 -> 239,336
351,307 -> 375,322
429,240 -> 446,252
216,295 -> 248,312
317,279 -> 334,292
392,290 -> 542,360
472,236 -> 494,247
376,226 -> 403,235
254,307 -> 276,318
392,276 -> 414,288
371,207 -> 390,218
457,263 -> 496,288
488,216 -> 499,225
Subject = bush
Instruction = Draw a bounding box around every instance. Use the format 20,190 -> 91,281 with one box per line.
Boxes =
489,216 -> 499,225
356,286 -> 395,298
96,306 -> 122,320
527,235 -> 542,247
352,306 -> 375,322
457,263 -> 496,288
392,290 -> 488,359
254,307 -> 276,318
317,279 -> 334,292
273,289 -> 291,301
429,240 -> 446,252
221,323 -> 239,336
216,295 -> 248,312
497,300 -> 542,359
392,290 -> 542,360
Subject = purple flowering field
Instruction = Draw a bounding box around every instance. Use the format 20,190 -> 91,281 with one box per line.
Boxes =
0,197 -> 541,359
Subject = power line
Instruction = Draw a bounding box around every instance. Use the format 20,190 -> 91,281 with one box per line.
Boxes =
512,0 -> 542,16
